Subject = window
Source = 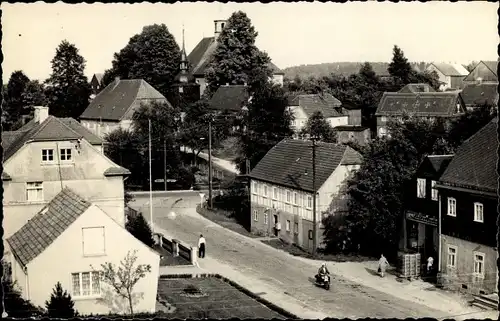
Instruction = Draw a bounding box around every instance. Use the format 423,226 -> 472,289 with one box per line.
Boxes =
179,86 -> 184,93
378,127 -> 387,137
286,191 -> 291,203
417,178 -> 426,198
308,230 -> 313,240
447,246 -> 457,268
26,182 -> 43,201
42,149 -> 54,162
253,210 -> 258,221
263,185 -> 268,197
307,195 -> 313,208
293,192 -> 298,205
474,203 -> 484,223
447,197 -> 456,217
286,220 -> 290,232
294,222 -> 299,234
381,116 -> 387,122
264,213 -> 268,225
60,148 -> 72,161
72,272 -> 101,297
82,227 -> 105,256
431,180 -> 438,201
473,252 -> 485,278
251,181 -> 257,194
273,187 -> 278,200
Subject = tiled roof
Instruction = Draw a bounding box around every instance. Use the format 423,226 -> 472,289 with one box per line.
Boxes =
483,61 -> 498,76
375,92 -> 463,117
80,79 -> 167,121
289,93 -> 343,118
104,166 -> 131,176
334,125 -> 369,132
2,116 -> 103,161
431,63 -> 469,76
426,155 -> 454,175
439,118 -> 498,193
249,139 -> 362,192
7,188 -> 92,267
209,85 -> 249,112
268,62 -> 284,75
93,73 -> 104,83
398,83 -> 436,94
461,83 -> 499,106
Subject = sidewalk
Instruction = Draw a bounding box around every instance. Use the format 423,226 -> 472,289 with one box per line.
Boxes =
153,224 -> 328,320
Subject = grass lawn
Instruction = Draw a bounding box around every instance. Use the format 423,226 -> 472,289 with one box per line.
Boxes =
261,238 -> 375,262
196,205 -> 261,239
152,244 -> 192,266
157,277 -> 287,319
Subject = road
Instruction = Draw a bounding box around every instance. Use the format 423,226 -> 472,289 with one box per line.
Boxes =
130,192 -> 446,319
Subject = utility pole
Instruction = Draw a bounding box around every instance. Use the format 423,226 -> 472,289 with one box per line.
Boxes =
312,138 -> 317,256
208,118 -> 213,209
148,119 -> 154,234
164,137 -> 167,192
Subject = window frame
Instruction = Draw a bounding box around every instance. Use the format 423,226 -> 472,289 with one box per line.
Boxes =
60,148 -> 73,162
273,187 -> 278,200
71,271 -> 102,298
251,181 -> 257,194
41,148 -> 54,163
447,197 -> 457,217
431,180 -> 438,201
473,251 -> 485,278
263,185 -> 268,197
26,182 -> 43,202
264,213 -> 268,225
307,195 -> 313,209
447,245 -> 457,269
82,227 -> 106,257
286,220 -> 291,232
286,190 -> 291,203
473,202 -> 484,223
294,222 -> 299,234
308,230 -> 313,240
417,178 -> 426,198
253,210 -> 258,221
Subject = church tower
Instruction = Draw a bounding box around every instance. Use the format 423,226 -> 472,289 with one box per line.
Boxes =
179,26 -> 188,84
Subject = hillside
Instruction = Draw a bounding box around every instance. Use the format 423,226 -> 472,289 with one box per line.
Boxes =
283,61 -> 430,80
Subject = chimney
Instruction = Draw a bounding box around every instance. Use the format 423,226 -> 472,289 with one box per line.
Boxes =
214,20 -> 227,40
115,76 -> 120,83
34,106 -> 49,124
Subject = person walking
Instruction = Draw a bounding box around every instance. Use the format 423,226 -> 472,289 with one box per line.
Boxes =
198,234 -> 206,258
427,256 -> 434,275
378,254 -> 389,278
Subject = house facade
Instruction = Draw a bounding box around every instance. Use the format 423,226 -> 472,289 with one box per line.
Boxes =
90,73 -> 104,96
80,78 -> 169,138
287,93 -> 348,134
435,118 -> 498,294
180,19 -> 284,97
375,84 -> 466,138
334,105 -> 371,145
463,61 -> 498,85
399,155 -> 453,269
426,63 -> 469,90
2,106 -> 130,242
6,188 -> 160,315
248,139 -> 362,252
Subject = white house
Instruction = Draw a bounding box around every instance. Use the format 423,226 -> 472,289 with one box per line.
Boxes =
2,106 -> 130,242
248,139 -> 362,252
426,63 -> 469,90
79,78 -> 169,138
6,188 -> 160,316
287,93 -> 348,133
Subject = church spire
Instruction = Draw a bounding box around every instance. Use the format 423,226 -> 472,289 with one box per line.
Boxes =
179,24 -> 188,83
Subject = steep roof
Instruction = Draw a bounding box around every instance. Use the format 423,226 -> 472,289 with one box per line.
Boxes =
80,79 -> 167,121
2,116 -> 103,162
461,83 -> 499,107
483,61 -> 498,76
7,188 -> 92,267
289,93 -> 343,118
209,85 -> 250,112
439,118 -> 498,193
93,73 -> 104,83
425,155 -> 454,175
430,63 -> 469,76
398,83 -> 436,94
375,92 -> 464,117
249,139 -> 362,192
269,62 -> 284,75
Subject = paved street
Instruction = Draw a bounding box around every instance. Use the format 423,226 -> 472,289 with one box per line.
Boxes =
128,192 -> 473,319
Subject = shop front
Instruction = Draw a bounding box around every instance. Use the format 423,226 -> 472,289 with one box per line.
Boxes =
405,210 -> 439,267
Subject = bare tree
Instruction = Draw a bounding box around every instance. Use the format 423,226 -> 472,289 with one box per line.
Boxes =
93,250 -> 151,316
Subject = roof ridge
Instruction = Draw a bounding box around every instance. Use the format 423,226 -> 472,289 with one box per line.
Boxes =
55,117 -> 85,140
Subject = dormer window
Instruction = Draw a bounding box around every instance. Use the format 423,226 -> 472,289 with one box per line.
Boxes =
42,149 -> 54,163
60,148 -> 72,161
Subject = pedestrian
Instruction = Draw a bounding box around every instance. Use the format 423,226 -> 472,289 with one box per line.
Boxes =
198,234 -> 206,258
427,256 -> 434,275
378,254 -> 389,278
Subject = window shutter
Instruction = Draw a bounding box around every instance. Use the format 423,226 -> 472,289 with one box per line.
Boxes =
82,227 -> 105,256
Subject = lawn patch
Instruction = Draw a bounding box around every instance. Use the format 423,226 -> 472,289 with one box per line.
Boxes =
157,277 -> 289,319
196,205 -> 260,238
261,238 -> 374,262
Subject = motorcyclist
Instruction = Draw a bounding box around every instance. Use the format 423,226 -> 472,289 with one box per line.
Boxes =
316,262 -> 330,283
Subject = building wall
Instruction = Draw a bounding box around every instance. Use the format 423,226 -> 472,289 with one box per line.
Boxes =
326,116 -> 349,128
440,234 -> 497,294
3,139 -> 126,240
336,129 -> 370,146
271,74 -> 284,87
90,77 -> 102,95
450,76 -> 465,90
25,205 -> 160,315
80,119 -> 132,138
464,62 -> 498,84
427,65 -> 450,90
346,109 -> 362,126
196,77 -> 208,97
288,106 -> 308,132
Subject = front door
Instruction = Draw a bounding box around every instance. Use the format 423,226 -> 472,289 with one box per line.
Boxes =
274,215 -> 279,236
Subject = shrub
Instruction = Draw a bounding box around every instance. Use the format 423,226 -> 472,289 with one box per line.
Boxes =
3,278 -> 45,317
126,212 -> 154,247
45,282 -> 77,318
183,284 -> 202,295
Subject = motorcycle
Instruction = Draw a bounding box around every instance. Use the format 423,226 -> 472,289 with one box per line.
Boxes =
314,274 -> 331,290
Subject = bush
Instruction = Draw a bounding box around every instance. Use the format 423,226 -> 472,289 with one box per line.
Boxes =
3,278 -> 45,317
126,212 -> 154,247
183,284 -> 202,295
45,282 -> 77,318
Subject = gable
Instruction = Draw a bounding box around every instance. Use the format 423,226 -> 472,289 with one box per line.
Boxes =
464,61 -> 499,82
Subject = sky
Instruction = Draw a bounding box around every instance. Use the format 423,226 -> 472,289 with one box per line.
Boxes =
2,1 -> 498,82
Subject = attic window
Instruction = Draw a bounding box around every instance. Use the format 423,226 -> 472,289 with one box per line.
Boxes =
295,157 -> 301,162
40,206 -> 49,215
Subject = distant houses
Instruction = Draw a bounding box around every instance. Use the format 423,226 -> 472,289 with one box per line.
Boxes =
463,60 -> 498,85
425,63 -> 469,91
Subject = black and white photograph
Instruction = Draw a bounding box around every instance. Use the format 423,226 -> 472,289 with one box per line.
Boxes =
1,1 -> 498,319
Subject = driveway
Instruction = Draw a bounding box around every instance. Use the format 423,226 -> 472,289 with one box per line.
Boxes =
130,193 -> 477,319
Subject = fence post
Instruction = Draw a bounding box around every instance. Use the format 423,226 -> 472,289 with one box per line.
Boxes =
172,239 -> 179,257
191,247 -> 198,265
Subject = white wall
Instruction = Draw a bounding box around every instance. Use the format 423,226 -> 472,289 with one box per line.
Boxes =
271,74 -> 284,87
80,120 -> 132,138
196,78 -> 208,97
288,106 -> 308,132
326,116 -> 349,128
25,205 -> 160,316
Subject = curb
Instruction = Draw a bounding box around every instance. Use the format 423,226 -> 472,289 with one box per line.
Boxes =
159,273 -> 300,319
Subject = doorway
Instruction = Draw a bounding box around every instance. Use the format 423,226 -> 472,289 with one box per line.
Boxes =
273,215 -> 279,236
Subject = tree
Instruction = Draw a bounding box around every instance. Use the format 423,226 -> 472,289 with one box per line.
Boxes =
96,250 -> 152,316
388,45 -> 413,85
125,213 -> 154,248
2,268 -> 44,318
45,40 -> 91,118
105,24 -> 181,96
299,111 -> 337,143
204,11 -> 272,97
234,82 -> 294,173
21,80 -> 48,121
3,71 -> 30,129
45,282 -> 77,318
